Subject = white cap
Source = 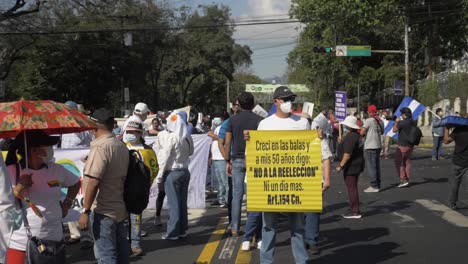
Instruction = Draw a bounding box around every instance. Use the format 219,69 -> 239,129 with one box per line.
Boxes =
340,115 -> 361,130
134,102 -> 149,115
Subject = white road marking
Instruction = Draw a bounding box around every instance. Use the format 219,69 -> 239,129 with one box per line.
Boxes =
391,212 -> 424,228
415,199 -> 468,228
219,236 -> 239,259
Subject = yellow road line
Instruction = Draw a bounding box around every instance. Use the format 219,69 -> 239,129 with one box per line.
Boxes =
235,245 -> 252,264
195,216 -> 228,264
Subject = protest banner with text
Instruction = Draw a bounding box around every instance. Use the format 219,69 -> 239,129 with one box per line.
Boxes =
246,131 -> 323,212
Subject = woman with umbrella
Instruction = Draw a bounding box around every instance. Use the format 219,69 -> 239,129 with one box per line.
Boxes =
4,131 -> 81,263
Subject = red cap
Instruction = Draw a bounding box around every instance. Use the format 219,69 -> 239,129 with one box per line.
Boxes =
368,105 -> 377,114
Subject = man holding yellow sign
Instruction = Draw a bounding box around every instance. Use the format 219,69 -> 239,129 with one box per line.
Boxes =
245,86 -> 322,264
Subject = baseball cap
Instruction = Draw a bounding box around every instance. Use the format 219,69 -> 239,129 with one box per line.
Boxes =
125,120 -> 143,132
134,102 -> 149,115
273,86 -> 296,99
90,108 -> 114,125
65,101 -> 78,110
368,105 -> 377,114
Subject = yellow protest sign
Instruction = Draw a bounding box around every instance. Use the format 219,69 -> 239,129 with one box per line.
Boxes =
246,130 -> 322,212
139,148 -> 159,183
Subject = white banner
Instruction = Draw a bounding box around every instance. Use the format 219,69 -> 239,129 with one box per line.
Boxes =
53,134 -> 211,222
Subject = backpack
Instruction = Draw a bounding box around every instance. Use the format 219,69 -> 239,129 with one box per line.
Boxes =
124,149 -> 152,214
406,125 -> 423,146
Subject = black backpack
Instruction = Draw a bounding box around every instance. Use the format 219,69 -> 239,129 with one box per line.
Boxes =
124,149 -> 151,214
406,125 -> 423,146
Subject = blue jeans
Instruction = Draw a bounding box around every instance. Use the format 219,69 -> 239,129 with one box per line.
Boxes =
231,158 -> 246,233
130,214 -> 141,248
243,212 -> 262,242
432,136 -> 443,159
364,149 -> 382,188
261,212 -> 309,264
213,160 -> 229,203
164,168 -> 190,237
305,213 -> 319,246
91,213 -> 129,264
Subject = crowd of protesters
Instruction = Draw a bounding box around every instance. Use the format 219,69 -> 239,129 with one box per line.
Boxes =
0,86 -> 467,264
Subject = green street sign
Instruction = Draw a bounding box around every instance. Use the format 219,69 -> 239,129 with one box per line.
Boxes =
336,45 -> 371,57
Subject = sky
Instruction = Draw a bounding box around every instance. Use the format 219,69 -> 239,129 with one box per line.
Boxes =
179,0 -> 301,80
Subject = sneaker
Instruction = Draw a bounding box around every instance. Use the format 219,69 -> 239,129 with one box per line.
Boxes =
154,217 -> 162,226
231,231 -> 240,237
256,240 -> 262,249
307,244 -> 321,255
449,203 -> 457,210
141,230 -> 148,237
211,200 -> 221,206
241,241 -> 251,251
179,233 -> 187,238
161,234 -> 179,240
363,186 -> 380,193
220,203 -> 228,208
342,212 -> 362,219
432,157 -> 437,161
397,181 -> 409,188
131,247 -> 143,256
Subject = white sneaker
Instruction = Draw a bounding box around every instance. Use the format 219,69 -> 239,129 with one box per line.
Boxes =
256,240 -> 262,249
363,186 -> 380,193
397,181 -> 409,188
241,241 -> 251,251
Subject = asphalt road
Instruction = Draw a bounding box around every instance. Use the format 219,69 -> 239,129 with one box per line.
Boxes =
67,146 -> 468,264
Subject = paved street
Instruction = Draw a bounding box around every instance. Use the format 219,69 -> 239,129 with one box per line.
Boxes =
67,146 -> 468,264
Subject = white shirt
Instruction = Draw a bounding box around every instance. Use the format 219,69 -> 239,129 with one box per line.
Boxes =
258,114 -> 310,131
155,130 -> 194,182
7,163 -> 79,251
211,126 -> 224,160
0,155 -> 16,261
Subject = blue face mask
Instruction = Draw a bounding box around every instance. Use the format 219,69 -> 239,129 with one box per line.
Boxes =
124,133 -> 138,143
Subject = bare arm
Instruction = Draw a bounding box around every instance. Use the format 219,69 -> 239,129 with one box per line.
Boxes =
218,138 -> 227,160
79,177 -> 99,230
443,127 -> 454,144
392,118 -> 400,133
224,132 -> 232,161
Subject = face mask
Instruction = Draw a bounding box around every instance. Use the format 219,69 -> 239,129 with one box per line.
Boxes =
279,101 -> 292,113
343,127 -> 350,134
124,133 -> 138,143
40,146 -> 54,163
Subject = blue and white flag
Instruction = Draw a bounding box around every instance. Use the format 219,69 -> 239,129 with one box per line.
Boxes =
384,96 -> 426,138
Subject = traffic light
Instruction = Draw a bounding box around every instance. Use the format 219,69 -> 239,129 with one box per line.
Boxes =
313,47 -> 333,53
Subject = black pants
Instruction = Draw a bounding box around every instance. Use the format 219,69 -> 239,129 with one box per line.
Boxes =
227,176 -> 233,224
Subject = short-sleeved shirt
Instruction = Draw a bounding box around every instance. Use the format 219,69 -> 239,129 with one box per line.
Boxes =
227,111 -> 263,159
84,133 -> 129,222
397,119 -> 415,147
363,117 -> 384,149
218,119 -> 229,140
340,131 -> 364,176
211,126 -> 224,160
451,127 -> 468,167
8,163 -> 79,251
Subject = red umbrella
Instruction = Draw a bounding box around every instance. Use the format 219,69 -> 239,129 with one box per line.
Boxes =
0,99 -> 96,138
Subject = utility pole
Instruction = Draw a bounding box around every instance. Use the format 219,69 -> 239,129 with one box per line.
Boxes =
226,79 -> 230,112
357,75 -> 360,113
404,21 -> 410,96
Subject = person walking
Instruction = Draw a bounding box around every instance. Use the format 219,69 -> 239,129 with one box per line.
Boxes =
79,108 -> 130,264
380,109 -> 391,159
224,92 -> 263,237
123,119 -> 158,256
336,115 -> 364,219
444,125 -> 468,209
305,116 -> 332,255
61,100 -> 94,250
432,108 -> 444,160
392,107 -> 416,188
155,112 -> 193,240
247,86 -> 310,264
361,105 -> 384,192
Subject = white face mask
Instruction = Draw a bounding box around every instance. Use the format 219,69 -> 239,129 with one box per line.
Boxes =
40,146 -> 54,163
279,101 -> 292,113
124,133 -> 138,143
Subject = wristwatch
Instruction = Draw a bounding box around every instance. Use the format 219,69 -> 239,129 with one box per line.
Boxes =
81,208 -> 92,215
